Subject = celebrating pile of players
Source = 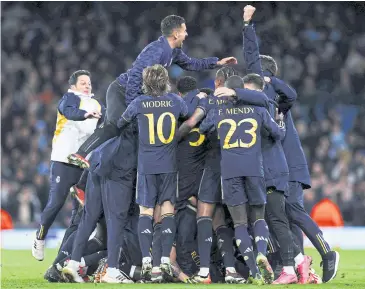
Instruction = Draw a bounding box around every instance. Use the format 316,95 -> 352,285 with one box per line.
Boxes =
31,6 -> 340,285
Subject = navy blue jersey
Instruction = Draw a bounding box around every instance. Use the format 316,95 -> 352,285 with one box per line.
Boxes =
177,89 -> 208,173
122,93 -> 189,174
117,36 -> 218,106
200,102 -> 285,179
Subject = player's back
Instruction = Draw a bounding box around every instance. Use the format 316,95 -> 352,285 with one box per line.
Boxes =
177,89 -> 208,172
135,93 -> 188,174
215,102 -> 283,179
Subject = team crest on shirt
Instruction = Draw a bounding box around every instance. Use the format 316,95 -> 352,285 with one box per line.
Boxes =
56,176 -> 60,183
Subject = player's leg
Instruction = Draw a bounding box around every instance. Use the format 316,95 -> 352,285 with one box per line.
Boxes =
158,172 -> 178,278
136,173 -> 157,280
265,188 -> 299,284
151,205 -> 163,282
174,202 -> 199,279
68,80 -> 126,168
70,169 -> 89,206
223,177 -> 263,285
62,172 -> 103,283
193,167 -> 220,283
33,161 -> 82,261
291,223 -> 304,253
213,205 -> 245,283
286,181 -> 339,283
246,176 -> 274,284
100,171 -> 135,284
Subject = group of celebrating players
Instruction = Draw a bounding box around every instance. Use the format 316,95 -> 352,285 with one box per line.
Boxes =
31,5 -> 340,285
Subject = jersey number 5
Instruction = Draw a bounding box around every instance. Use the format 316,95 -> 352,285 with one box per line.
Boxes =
217,118 -> 258,149
144,113 -> 176,144
188,128 -> 206,147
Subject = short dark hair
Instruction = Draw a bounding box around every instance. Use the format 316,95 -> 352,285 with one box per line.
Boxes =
216,66 -> 239,82
260,55 -> 278,76
68,70 -> 91,86
224,75 -> 244,89
199,87 -> 214,95
176,76 -> 197,95
161,15 -> 185,37
142,64 -> 171,97
242,73 -> 265,90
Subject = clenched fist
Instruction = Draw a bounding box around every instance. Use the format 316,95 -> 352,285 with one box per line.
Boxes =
243,5 -> 256,22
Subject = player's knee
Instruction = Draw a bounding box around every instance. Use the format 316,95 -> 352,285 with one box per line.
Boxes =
250,204 -> 265,222
139,206 -> 153,216
103,121 -> 119,136
153,205 -> 161,223
228,204 -> 248,227
160,201 -> 174,215
197,200 -> 215,217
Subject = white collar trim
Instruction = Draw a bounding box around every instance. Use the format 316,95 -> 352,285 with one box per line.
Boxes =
68,89 -> 94,98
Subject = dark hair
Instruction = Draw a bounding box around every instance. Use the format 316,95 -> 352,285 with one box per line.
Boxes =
176,76 -> 197,95
161,15 -> 185,37
68,70 -> 91,86
260,55 -> 278,76
216,66 -> 239,82
242,73 -> 265,90
225,75 -> 244,89
142,64 -> 171,97
199,87 -> 214,95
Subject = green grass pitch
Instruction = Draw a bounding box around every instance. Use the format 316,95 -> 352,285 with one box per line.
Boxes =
1,249 -> 365,288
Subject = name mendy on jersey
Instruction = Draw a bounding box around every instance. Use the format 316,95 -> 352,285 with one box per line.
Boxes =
218,107 -> 255,115
142,100 -> 173,108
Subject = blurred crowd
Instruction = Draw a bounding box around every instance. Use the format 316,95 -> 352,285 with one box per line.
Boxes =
1,2 -> 365,228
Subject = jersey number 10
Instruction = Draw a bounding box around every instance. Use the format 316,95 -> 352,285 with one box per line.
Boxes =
144,113 -> 176,144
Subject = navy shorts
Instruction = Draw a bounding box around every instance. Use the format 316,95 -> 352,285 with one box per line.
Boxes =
198,167 -> 222,204
222,176 -> 266,206
286,181 -> 304,206
136,172 -> 178,208
177,170 -> 203,202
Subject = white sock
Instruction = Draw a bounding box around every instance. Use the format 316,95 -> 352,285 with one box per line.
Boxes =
294,253 -> 304,268
107,267 -> 120,277
283,266 -> 295,275
130,265 -> 137,278
161,257 -> 170,264
80,257 -> 86,267
226,267 -> 236,273
142,257 -> 151,264
199,267 -> 209,276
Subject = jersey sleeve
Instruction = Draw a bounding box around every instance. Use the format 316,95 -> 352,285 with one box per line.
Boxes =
118,99 -> 139,128
58,93 -> 87,121
199,109 -> 215,134
173,49 -> 218,71
179,97 -> 189,119
261,109 -> 286,141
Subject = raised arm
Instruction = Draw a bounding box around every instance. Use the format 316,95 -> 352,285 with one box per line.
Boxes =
242,6 -> 264,77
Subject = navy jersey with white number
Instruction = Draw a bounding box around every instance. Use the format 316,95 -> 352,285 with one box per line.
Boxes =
200,102 -> 285,179
122,93 -> 189,174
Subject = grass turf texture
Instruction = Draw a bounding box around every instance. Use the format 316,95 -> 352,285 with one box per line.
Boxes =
1,249 -> 365,288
